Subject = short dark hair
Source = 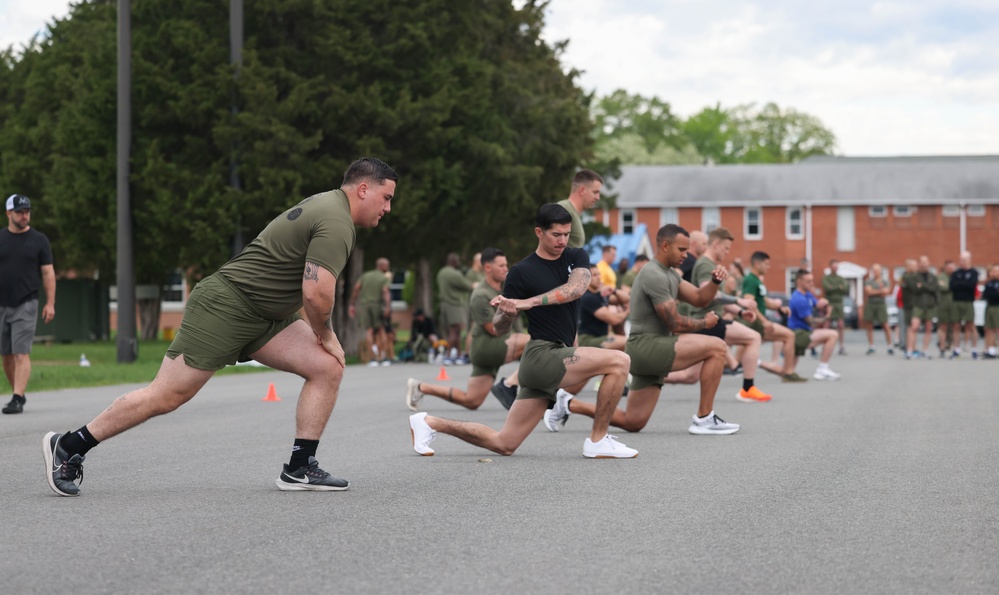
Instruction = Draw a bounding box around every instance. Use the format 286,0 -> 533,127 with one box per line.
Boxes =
342,157 -> 398,187
481,247 -> 505,265
602,245 -> 616,254
656,223 -> 689,244
446,252 -> 461,267
536,203 -> 573,230
572,169 -> 603,189
750,251 -> 770,264
795,269 -> 811,281
634,254 -> 649,263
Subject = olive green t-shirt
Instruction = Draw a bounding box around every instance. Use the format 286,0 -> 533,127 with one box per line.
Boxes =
465,268 -> 485,287
220,189 -> 355,320
741,272 -> 767,312
822,274 -> 848,304
357,269 -> 390,305
556,199 -> 585,249
865,279 -> 887,305
437,265 -> 473,306
629,259 -> 681,336
469,283 -> 506,339
619,269 -> 637,289
937,272 -> 953,305
690,255 -> 723,319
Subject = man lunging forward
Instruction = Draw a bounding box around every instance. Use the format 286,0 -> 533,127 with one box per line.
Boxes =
43,157 -> 398,496
408,204 -> 637,459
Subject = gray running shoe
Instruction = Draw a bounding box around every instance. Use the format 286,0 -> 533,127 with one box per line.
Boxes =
688,412 -> 740,435
405,378 -> 423,412
490,378 -> 517,410
543,389 -> 572,432
42,432 -> 84,496
275,457 -> 349,491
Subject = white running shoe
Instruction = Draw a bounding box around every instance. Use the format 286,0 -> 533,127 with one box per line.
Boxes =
813,368 -> 842,381
405,378 -> 423,412
543,389 -> 573,432
583,434 -> 638,458
381,359 -> 392,366
688,411 -> 740,435
409,412 -> 436,456
367,360 -> 379,367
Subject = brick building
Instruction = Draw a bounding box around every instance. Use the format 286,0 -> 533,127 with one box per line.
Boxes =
599,156 -> 999,302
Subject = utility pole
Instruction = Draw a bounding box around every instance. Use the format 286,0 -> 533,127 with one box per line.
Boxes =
230,0 -> 244,256
116,0 -> 137,363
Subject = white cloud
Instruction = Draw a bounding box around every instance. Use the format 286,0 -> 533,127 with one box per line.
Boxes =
0,0 -> 74,49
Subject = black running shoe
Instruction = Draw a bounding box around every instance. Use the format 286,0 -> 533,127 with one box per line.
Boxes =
2,395 -> 24,414
42,432 -> 84,496
275,457 -> 348,491
490,378 -> 517,410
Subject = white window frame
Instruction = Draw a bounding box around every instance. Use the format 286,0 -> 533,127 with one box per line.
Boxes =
702,207 -> 720,233
893,205 -> 913,217
942,205 -> 960,217
786,207 -> 804,240
659,207 -> 678,227
744,207 -> 762,240
967,204 -> 986,217
868,205 -> 887,218
620,208 -> 636,234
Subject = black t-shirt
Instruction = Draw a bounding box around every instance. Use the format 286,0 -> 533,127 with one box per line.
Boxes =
680,253 -> 696,283
578,290 -> 609,336
950,268 -> 979,302
0,228 -> 54,307
503,248 -> 590,346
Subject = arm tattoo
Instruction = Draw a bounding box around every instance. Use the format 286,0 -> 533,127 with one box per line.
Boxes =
303,261 -> 320,282
493,310 -> 515,336
537,268 -> 590,307
654,299 -> 706,333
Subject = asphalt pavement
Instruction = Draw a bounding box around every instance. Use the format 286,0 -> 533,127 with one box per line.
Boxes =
2,330 -> 997,594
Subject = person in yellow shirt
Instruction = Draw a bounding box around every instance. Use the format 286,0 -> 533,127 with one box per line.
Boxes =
596,245 -> 618,288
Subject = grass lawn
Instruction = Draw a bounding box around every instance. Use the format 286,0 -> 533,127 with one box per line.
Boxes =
11,332 -> 413,393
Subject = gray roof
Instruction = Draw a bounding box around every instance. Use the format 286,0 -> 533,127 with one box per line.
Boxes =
609,158 -> 999,208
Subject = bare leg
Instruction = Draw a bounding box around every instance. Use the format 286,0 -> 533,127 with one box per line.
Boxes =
865,321 -> 874,348
569,386 -> 662,432
2,354 -> 14,391
921,321 -> 933,353
413,375 -> 494,410
9,353 -> 30,395
558,347 -> 630,442
425,398 -> 548,455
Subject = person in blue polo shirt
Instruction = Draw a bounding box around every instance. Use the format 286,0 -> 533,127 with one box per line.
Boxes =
787,269 -> 842,381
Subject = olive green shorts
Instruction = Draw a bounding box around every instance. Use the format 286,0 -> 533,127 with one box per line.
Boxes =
578,333 -> 609,348
357,302 -> 383,330
910,306 -> 936,322
166,274 -> 299,371
936,300 -> 957,324
986,306 -> 999,330
470,332 -> 508,378
954,301 -> 976,324
625,333 -> 679,391
828,302 -> 844,321
793,329 -> 812,357
439,302 -> 468,330
736,317 -> 766,338
515,340 -> 576,401
863,301 -> 887,324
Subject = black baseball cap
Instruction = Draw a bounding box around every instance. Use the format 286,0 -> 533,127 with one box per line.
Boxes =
5,194 -> 31,211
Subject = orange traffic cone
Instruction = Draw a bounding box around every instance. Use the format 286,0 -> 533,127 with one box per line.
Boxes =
436,366 -> 450,381
262,382 -> 281,402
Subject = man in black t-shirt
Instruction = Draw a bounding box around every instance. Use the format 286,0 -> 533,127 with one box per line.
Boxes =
577,264 -> 629,351
408,204 -> 638,459
1,195 -> 56,415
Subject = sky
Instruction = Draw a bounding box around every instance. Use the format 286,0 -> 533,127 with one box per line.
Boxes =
3,0 -> 998,157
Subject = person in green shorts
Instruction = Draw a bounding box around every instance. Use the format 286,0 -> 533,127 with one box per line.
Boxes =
904,256 -> 939,359
935,260 -> 957,358
560,224 -> 741,435
950,251 -> 980,359
437,252 -> 474,364
41,157 -> 399,496
862,263 -> 894,355
405,248 -> 530,411
556,169 -> 603,249
577,264 -> 630,351
408,203 -> 637,459
741,251 -> 804,382
463,252 -> 485,357
349,257 -> 392,366
982,264 -> 999,359
821,260 -> 849,355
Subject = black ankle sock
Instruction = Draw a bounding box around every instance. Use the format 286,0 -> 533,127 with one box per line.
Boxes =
13,393 -> 25,402
742,378 -> 754,391
289,439 -> 319,470
61,426 -> 100,457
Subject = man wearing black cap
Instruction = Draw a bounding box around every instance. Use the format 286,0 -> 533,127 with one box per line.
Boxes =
1,194 -> 56,414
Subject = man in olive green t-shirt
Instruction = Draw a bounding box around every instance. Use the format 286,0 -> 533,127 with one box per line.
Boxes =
350,257 -> 392,366
556,169 -> 603,248
41,157 -> 398,497
821,260 -> 849,355
740,252 -> 804,382
935,260 -> 957,358
904,255 -> 939,358
437,252 -> 474,362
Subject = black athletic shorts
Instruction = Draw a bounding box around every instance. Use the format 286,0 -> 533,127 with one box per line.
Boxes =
695,319 -> 730,340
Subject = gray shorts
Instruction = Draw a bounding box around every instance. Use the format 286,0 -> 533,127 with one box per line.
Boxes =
165,274 -> 299,371
0,300 -> 39,355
